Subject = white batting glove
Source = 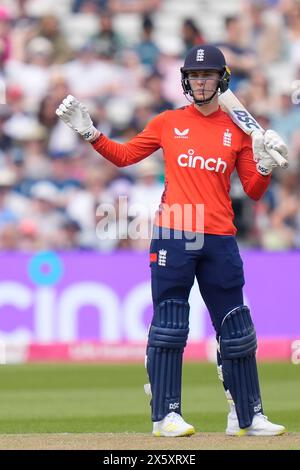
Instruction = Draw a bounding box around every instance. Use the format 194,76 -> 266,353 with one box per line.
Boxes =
252,130 -> 288,176
252,130 -> 275,175
264,129 -> 288,159
55,95 -> 99,142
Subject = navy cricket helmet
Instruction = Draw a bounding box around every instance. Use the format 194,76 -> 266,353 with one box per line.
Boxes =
180,44 -> 231,105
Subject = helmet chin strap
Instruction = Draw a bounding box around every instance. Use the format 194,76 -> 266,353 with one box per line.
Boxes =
184,87 -> 219,106
183,77 -> 221,106
193,88 -> 219,106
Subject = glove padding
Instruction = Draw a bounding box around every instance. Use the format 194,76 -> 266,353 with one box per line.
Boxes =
55,95 -> 99,141
252,129 -> 288,175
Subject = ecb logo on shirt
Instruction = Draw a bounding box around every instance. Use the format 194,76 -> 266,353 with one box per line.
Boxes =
196,49 -> 205,61
223,129 -> 232,147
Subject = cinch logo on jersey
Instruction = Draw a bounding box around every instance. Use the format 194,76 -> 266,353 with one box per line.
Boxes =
177,149 -> 227,173
174,128 -> 189,139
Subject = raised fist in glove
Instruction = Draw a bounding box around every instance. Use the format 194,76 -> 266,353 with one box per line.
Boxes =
252,129 -> 288,176
55,95 -> 100,142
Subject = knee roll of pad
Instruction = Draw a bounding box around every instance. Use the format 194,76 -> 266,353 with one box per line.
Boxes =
146,299 -> 190,422
220,305 -> 257,359
220,305 -> 263,428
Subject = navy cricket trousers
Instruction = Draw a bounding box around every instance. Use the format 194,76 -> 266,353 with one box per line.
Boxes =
149,227 -> 245,335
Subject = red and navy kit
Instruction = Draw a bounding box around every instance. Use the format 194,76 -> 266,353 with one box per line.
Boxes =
92,102 -> 269,428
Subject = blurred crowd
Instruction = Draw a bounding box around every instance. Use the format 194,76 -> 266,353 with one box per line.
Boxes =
0,0 -> 300,251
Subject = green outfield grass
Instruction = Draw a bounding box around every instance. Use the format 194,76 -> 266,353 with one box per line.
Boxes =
0,362 -> 298,434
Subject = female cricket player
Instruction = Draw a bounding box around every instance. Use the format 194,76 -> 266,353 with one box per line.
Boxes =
56,44 -> 287,437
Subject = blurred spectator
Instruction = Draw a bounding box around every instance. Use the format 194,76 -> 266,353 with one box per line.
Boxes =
245,1 -> 284,64
115,49 -> 146,100
36,15 -> 74,64
93,10 -> 125,59
270,84 -> 300,144
0,105 -> 12,158
72,0 -> 109,14
144,71 -> 173,113
130,158 -> 164,220
7,119 -> 50,181
92,176 -> 133,250
181,18 -> 205,54
285,0 -> 300,69
158,51 -> 186,108
230,171 -> 256,245
0,6 -> 12,70
0,223 -> 19,250
88,96 -> 112,136
38,94 -> 60,132
217,16 -> 257,91
129,92 -> 155,132
5,85 -> 25,114
45,74 -> 79,155
61,41 -> 120,99
37,91 -> 80,155
135,16 -> 161,71
5,36 -> 54,110
109,0 -> 162,14
55,217 -> 83,250
259,172 -> 300,249
243,69 -> 272,116
49,154 -> 83,193
0,169 -> 19,228
48,72 -> 71,103
67,166 -> 111,235
101,177 -> 134,250
18,219 -> 40,252
28,181 -> 66,248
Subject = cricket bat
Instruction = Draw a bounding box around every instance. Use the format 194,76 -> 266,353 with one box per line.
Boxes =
219,89 -> 288,169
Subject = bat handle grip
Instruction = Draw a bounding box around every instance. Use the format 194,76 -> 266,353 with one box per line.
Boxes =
267,148 -> 289,169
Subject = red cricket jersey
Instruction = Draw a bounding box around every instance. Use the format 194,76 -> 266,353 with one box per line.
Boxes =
91,105 -> 270,235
